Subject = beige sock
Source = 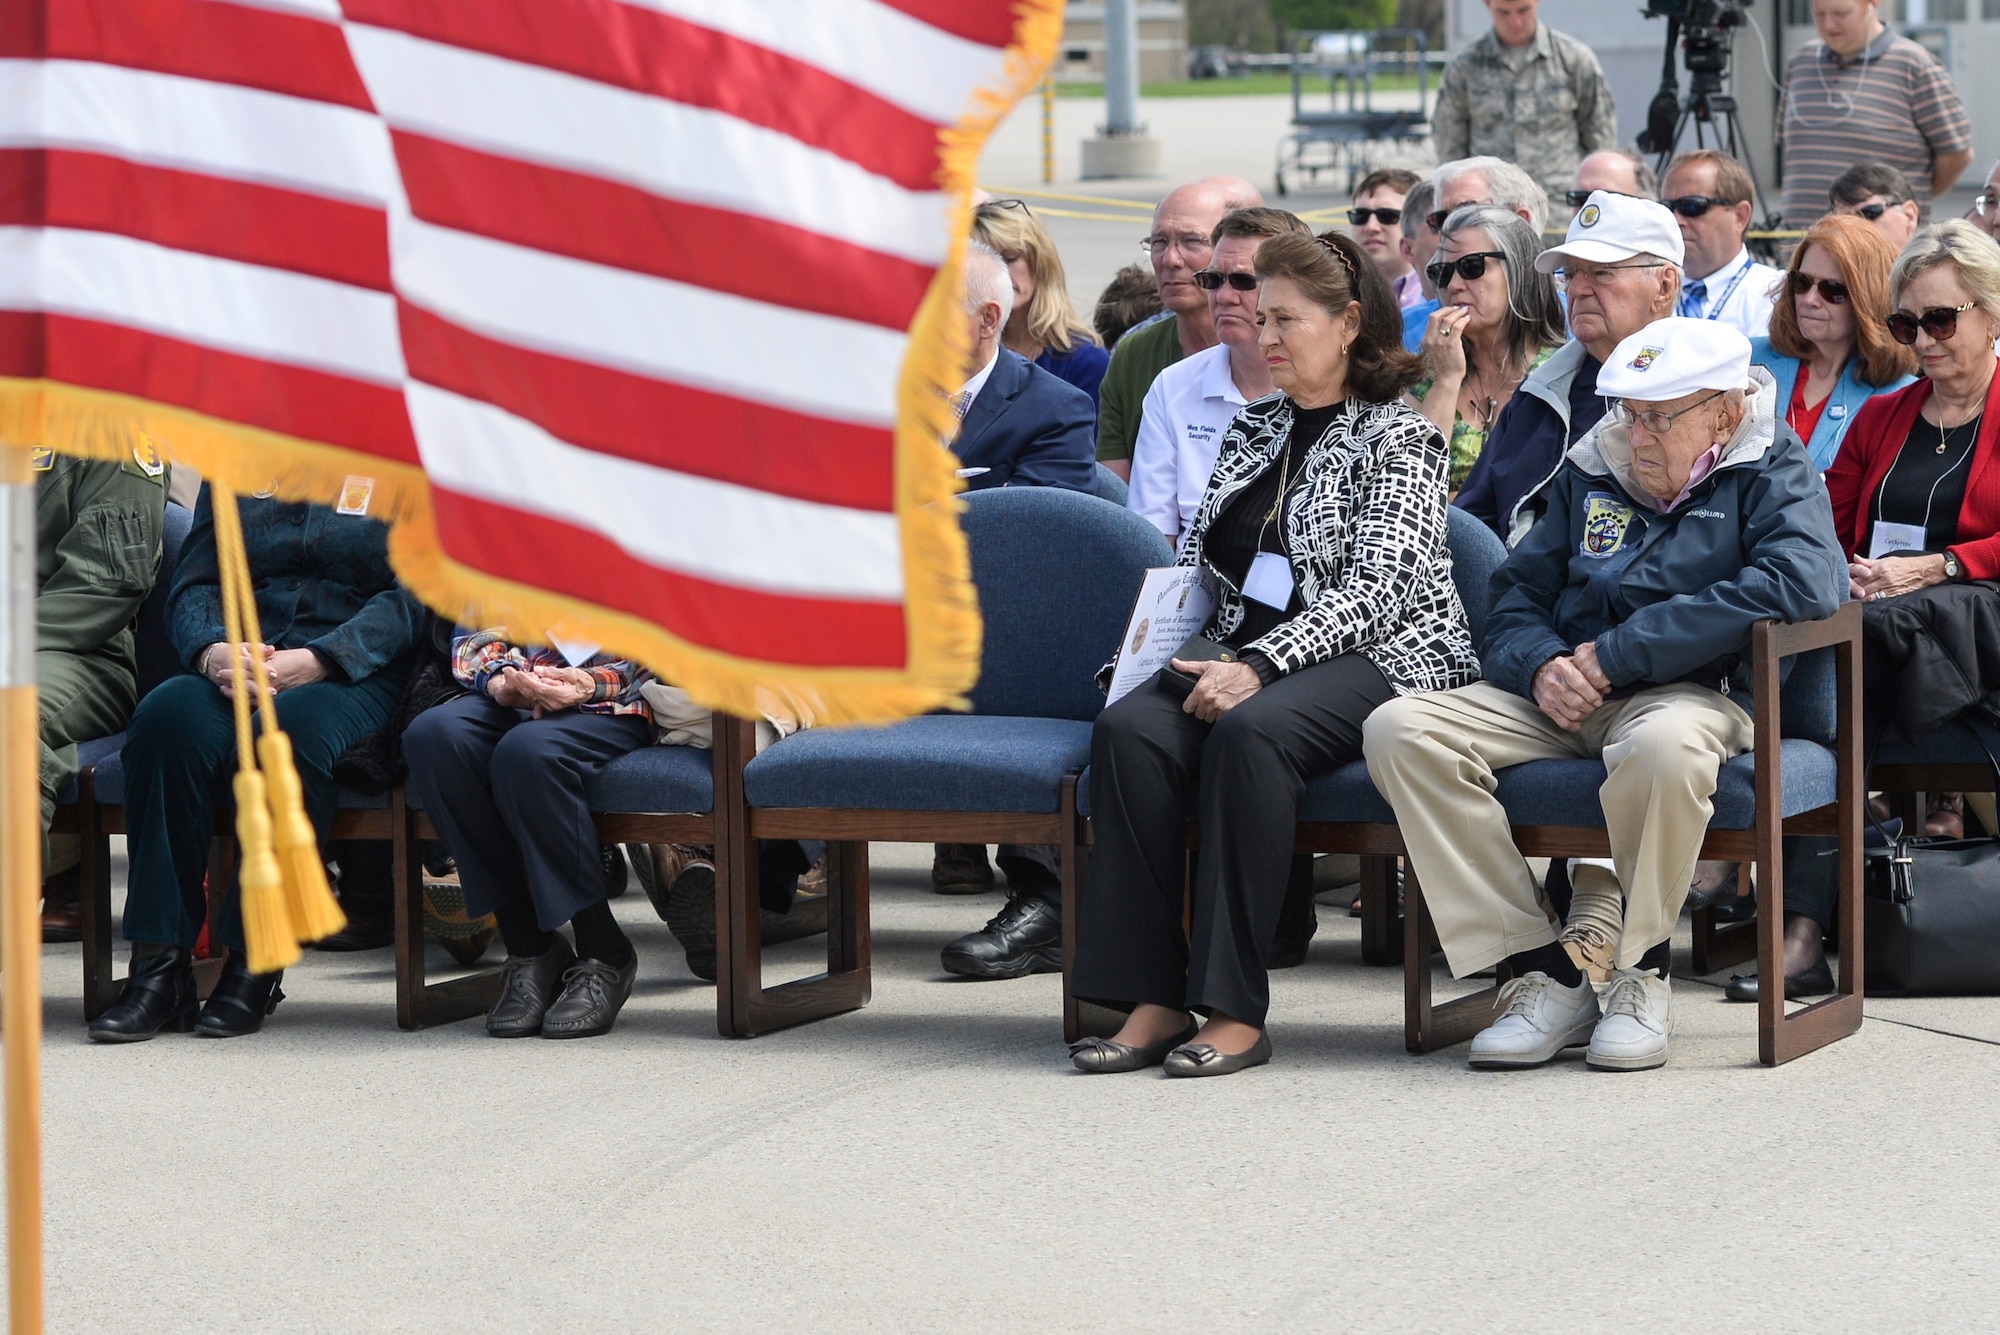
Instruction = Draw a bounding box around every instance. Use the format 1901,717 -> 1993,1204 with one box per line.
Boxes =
1561,860 -> 1623,982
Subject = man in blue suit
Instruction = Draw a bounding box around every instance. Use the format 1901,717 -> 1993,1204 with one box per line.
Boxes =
947,242 -> 1096,493
932,242 -> 1096,975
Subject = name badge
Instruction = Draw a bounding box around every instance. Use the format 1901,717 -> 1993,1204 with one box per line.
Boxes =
336,475 -> 375,516
1869,521 -> 1927,559
1242,551 -> 1296,609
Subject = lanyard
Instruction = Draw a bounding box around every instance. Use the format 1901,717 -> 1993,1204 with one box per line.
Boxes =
1688,257 -> 1751,321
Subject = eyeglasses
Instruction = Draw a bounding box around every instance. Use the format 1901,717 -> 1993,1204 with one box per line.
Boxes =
1348,206 -> 1402,226
1662,195 -> 1741,218
1425,200 -> 1490,232
978,198 -> 1031,214
1787,272 -> 1850,304
1886,302 -> 1977,345
1194,269 -> 1258,291
1608,390 -> 1726,435
1141,233 -> 1214,258
1426,251 -> 1507,288
1552,261 -> 1667,291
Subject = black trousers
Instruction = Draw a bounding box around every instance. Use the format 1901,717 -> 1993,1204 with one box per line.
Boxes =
1072,653 -> 1395,1027
403,694 -> 652,931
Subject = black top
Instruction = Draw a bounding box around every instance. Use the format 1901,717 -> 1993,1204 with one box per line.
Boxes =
1206,399 -> 1344,661
1875,413 -> 1980,554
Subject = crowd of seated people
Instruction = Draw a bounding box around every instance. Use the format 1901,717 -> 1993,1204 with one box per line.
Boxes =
36,132 -> 2000,1068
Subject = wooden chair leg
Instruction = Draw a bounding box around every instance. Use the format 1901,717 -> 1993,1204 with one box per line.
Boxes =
1062,834 -> 1084,1044
1358,854 -> 1403,966
1758,821 -> 1863,1066
394,790 -> 501,1031
1690,861 -> 1757,975
1402,865 -> 1502,1054
78,790 -> 118,1020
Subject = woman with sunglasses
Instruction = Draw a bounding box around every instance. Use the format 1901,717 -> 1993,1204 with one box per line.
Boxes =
1732,221 -> 2000,1003
1070,230 -> 1475,1078
1751,214 -> 1916,471
1407,205 -> 1567,492
971,199 -> 1110,406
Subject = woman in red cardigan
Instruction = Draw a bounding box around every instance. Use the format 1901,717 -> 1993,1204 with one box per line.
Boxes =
1732,220 -> 2000,1003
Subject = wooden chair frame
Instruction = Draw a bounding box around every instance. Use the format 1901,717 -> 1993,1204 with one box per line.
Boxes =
739,717 -> 1086,1040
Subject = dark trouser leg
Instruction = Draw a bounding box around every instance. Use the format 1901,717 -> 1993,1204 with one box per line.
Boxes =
38,649 -> 136,853
404,694 -> 528,923
1186,655 -> 1395,1027
759,840 -> 812,914
210,671 -> 406,953
995,844 -> 1061,905
121,676 -> 237,948
1071,680 -> 1211,1011
487,711 -> 653,931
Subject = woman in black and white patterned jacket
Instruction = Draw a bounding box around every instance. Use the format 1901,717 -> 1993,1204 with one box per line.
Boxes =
1071,230 -> 1479,1079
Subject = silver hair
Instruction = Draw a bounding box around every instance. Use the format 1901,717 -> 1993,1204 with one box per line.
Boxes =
1400,180 -> 1436,242
1435,204 -> 1567,368
1891,220 -> 2000,328
1432,156 -> 1548,235
961,240 -> 1015,326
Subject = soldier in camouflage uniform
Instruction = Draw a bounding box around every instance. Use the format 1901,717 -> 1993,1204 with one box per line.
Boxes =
1432,0 -> 1618,215
34,444 -> 167,882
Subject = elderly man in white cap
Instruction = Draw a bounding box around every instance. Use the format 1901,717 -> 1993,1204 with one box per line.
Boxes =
1455,190 -> 1684,547
1365,316 -> 1847,1071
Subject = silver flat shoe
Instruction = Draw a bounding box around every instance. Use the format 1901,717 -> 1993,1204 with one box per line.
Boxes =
1162,1030 -> 1272,1078
1068,1018 -> 1198,1073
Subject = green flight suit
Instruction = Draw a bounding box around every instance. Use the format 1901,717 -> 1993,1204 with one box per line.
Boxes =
35,447 -> 167,849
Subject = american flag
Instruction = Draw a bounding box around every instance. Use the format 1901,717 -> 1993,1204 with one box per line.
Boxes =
0,0 -> 1058,721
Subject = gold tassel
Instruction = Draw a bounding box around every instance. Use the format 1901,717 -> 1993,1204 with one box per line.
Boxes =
257,731 -> 346,944
233,770 -> 299,974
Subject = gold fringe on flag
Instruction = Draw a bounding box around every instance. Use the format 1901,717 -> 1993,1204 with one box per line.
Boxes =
0,0 -> 1066,731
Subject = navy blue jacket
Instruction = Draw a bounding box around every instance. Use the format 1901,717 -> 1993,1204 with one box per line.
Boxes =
951,348 -> 1097,492
1455,343 -> 1604,545
1482,371 -> 1846,706
170,490 -> 427,683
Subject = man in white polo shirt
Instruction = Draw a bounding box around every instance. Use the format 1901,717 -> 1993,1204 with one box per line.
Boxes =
1127,207 -> 1311,548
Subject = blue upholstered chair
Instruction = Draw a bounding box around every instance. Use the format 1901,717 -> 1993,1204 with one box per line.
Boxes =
739,487 -> 1171,1037
397,741 -> 726,1030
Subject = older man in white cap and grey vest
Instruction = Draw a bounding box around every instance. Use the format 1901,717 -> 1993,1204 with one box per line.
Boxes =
1365,316 -> 1847,1071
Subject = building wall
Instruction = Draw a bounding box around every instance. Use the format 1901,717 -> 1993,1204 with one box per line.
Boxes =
1060,1 -> 1190,84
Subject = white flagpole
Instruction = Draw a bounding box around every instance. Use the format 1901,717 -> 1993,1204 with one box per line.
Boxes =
0,443 -> 43,1334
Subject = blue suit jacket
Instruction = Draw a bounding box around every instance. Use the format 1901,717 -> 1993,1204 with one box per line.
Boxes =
951,349 -> 1097,492
1750,336 -> 1915,472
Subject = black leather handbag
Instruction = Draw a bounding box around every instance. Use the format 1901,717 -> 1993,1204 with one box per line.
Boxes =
1864,720 -> 2000,995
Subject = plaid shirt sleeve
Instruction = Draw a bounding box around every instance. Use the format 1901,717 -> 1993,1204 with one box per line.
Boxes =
452,629 -> 653,717
453,629 -> 527,695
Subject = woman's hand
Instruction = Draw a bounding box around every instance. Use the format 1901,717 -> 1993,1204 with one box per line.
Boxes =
263,647 -> 327,693
1173,657 -> 1262,723
1850,554 -> 1948,602
1419,305 -> 1471,387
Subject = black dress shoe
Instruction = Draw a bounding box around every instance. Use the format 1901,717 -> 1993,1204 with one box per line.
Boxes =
941,893 -> 1061,979
195,954 -> 286,1037
1070,1018 -> 1199,1073
487,937 -> 576,1037
663,861 -> 719,981
541,956 -> 638,1039
87,948 -> 197,1043
1724,955 -> 1835,1002
931,843 -> 995,895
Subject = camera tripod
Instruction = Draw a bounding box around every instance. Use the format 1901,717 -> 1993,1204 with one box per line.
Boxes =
1638,14 -> 1774,230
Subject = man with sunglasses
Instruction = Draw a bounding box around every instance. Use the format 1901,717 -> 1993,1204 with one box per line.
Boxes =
1432,0 -> 1617,210
1455,190 -> 1683,546
1830,161 -> 1920,250
1659,150 -> 1783,340
1348,167 -> 1424,310
1096,177 -> 1264,483
1367,317 -> 1846,1071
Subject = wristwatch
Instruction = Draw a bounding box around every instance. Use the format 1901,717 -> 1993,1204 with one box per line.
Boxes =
1943,549 -> 1965,583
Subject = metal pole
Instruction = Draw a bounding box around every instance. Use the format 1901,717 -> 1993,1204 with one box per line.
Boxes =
0,443 -> 42,1335
1041,75 -> 1055,184
1102,0 -> 1140,135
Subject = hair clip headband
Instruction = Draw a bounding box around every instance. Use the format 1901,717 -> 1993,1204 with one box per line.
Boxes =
1316,234 -> 1358,284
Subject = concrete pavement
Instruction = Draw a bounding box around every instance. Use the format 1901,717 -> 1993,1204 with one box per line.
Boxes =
21,840 -> 2000,1332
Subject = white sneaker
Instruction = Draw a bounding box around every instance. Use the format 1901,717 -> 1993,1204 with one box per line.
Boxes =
1468,971 -> 1600,1069
1586,969 -> 1672,1071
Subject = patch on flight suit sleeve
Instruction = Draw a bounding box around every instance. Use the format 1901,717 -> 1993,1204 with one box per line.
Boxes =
124,434 -> 166,481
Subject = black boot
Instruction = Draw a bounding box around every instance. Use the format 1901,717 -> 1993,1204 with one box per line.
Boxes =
88,947 -> 197,1043
1268,854 -> 1319,969
195,953 -> 286,1038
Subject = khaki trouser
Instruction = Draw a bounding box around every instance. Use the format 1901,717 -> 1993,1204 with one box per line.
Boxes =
1362,680 -> 1753,977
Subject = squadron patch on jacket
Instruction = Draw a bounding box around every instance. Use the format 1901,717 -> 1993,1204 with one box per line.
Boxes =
132,435 -> 164,477
1581,493 -> 1635,558
30,448 -> 52,472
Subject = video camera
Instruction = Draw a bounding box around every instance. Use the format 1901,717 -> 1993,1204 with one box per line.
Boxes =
1637,0 -> 1748,155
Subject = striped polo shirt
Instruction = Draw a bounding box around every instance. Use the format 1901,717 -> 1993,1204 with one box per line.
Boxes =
1778,27 -> 1970,228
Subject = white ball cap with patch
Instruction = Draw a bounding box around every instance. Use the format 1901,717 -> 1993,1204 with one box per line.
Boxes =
1598,317 -> 1753,403
1532,189 -> 1685,273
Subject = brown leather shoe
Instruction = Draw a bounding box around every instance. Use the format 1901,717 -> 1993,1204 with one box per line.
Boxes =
40,868 -> 81,944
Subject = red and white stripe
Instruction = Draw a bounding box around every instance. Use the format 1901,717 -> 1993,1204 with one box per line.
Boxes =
1,0 -> 1025,671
